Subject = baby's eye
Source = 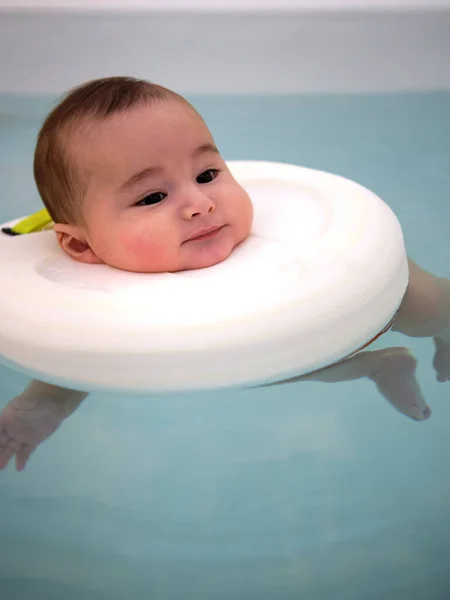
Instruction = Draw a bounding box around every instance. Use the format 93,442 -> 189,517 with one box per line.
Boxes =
136,192 -> 166,206
196,169 -> 219,184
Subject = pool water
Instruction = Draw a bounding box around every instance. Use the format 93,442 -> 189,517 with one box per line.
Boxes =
0,92 -> 449,600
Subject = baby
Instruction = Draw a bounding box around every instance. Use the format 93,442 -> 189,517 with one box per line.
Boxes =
1,76 -> 449,471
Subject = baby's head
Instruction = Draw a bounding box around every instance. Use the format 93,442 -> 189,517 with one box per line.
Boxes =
34,77 -> 253,272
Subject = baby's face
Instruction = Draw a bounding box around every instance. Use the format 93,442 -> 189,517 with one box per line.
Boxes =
60,100 -> 253,272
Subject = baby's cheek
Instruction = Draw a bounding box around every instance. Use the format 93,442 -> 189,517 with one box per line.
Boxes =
118,230 -> 172,267
235,190 -> 254,237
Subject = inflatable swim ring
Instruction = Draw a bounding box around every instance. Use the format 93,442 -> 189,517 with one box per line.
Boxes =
0,161 -> 409,393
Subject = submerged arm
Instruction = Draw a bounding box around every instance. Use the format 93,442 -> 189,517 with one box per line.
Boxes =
0,380 -> 89,471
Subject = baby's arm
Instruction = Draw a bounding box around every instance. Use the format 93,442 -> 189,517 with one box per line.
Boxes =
0,380 -> 88,471
393,258 -> 450,382
258,346 -> 430,421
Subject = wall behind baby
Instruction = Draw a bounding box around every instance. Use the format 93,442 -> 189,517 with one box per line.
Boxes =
0,0 -> 450,95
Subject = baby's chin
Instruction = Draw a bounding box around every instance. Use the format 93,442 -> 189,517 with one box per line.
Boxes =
180,253 -> 231,272
177,231 -> 250,272
178,247 -> 235,272
106,248 -> 233,274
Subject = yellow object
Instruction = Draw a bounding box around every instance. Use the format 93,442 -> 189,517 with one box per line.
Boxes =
10,208 -> 54,234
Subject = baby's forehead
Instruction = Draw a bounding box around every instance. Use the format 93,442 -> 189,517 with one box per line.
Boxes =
66,102 -> 216,182
75,100 -> 209,145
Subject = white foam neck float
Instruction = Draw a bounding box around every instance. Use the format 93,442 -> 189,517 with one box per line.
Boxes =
0,161 -> 408,393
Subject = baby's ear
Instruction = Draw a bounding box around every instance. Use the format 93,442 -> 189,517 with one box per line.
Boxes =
53,223 -> 103,265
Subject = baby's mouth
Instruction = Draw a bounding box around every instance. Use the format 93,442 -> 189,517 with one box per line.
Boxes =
185,225 -> 224,242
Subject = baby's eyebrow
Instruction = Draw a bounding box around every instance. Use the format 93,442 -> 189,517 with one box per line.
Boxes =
193,143 -> 220,157
119,166 -> 162,192
119,143 -> 219,192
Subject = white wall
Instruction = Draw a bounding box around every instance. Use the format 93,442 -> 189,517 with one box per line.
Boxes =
1,3 -> 449,94
1,1 -> 450,9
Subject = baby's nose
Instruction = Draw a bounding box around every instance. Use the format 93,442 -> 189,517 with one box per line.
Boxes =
182,190 -> 216,219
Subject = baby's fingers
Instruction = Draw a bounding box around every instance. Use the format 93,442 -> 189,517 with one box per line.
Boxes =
0,438 -> 20,470
15,445 -> 34,472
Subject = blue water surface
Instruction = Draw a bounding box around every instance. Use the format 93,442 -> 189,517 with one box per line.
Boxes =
0,92 -> 449,600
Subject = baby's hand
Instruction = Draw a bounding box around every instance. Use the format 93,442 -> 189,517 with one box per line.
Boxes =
0,392 -> 68,471
0,382 -> 88,472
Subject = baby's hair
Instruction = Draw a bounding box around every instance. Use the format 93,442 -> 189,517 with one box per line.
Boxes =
34,76 -> 187,225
